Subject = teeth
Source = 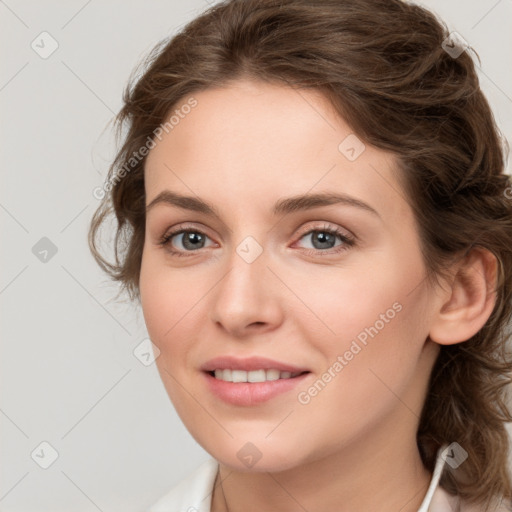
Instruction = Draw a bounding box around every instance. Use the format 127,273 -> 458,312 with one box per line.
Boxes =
231,370 -> 247,383
212,369 -> 302,383
248,369 -> 266,383
266,369 -> 280,381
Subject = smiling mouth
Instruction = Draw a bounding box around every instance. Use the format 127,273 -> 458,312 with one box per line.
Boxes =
208,369 -> 310,383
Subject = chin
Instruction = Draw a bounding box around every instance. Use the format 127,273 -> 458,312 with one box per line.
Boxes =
199,435 -> 308,473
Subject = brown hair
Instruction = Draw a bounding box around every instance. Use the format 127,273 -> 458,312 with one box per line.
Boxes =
88,0 -> 512,508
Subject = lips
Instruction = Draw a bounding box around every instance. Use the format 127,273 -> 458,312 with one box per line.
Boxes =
200,356 -> 311,406
200,356 -> 309,374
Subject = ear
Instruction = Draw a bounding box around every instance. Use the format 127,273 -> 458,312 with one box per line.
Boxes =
428,247 -> 498,345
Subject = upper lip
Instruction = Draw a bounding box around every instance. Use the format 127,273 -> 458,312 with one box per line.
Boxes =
201,356 -> 310,373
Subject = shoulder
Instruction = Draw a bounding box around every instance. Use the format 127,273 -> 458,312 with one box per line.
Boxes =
147,458 -> 219,512
430,486 -> 511,512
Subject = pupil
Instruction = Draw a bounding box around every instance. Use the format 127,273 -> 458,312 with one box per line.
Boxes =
314,231 -> 334,249
184,232 -> 203,249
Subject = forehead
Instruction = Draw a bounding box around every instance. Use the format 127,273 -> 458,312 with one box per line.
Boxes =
144,79 -> 412,223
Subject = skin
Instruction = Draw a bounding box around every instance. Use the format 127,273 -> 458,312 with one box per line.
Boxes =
139,79 -> 497,512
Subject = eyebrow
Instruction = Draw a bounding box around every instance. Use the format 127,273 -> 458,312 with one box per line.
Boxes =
146,190 -> 380,219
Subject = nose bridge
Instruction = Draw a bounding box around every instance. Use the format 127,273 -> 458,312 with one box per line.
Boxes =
217,234 -> 269,308
210,234 -> 282,333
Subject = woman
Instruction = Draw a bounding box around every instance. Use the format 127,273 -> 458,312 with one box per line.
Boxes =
89,0 -> 512,510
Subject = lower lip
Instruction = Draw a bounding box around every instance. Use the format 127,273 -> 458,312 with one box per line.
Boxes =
203,371 -> 310,406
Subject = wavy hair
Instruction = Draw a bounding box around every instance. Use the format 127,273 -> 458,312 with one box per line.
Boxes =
88,0 -> 512,508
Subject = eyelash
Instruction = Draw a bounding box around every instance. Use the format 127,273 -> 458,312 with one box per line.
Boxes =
158,223 -> 355,258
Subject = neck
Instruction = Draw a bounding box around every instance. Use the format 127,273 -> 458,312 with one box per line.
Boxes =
212,417 -> 432,512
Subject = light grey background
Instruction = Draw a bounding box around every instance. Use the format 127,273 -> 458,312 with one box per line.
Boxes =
1,1 -> 511,511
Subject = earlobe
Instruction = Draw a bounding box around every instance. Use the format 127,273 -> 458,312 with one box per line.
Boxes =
428,247 -> 498,346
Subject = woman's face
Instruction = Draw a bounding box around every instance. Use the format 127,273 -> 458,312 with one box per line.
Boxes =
140,79 -> 442,472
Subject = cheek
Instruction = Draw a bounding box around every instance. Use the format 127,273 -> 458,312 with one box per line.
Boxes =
139,249 -> 214,372
290,300 -> 428,455
296,250 -> 430,397
301,278 -> 431,425
139,254 -> 182,367
139,263 -> 170,343
139,249 -> 193,341
290,255 -> 420,351
139,254 -> 200,409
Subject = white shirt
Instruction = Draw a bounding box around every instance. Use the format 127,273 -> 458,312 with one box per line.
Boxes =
147,444 -> 506,512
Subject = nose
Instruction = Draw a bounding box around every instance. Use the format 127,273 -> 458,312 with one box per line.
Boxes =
209,246 -> 285,338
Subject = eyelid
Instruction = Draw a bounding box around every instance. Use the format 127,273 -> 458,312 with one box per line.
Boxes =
291,223 -> 356,255
158,220 -> 356,256
294,222 -> 353,240
159,222 -> 218,248
160,222 -> 216,240
159,221 -> 352,242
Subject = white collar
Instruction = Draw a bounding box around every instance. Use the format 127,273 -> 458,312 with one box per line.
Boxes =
417,443 -> 449,512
